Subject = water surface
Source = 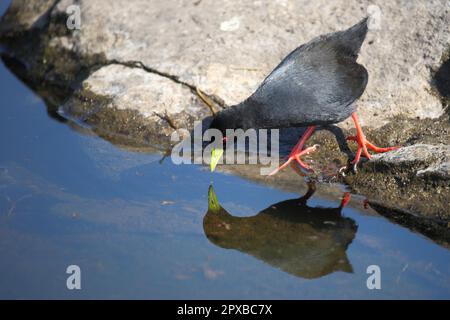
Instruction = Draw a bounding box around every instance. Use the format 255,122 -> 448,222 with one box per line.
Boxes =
0,2 -> 449,299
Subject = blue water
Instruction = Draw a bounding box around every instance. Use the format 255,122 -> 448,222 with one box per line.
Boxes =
0,2 -> 449,300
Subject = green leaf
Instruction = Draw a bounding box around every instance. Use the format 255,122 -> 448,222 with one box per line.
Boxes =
210,147 -> 224,172
208,185 -> 221,212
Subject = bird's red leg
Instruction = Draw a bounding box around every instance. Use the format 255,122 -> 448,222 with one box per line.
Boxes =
339,192 -> 351,209
347,112 -> 400,168
269,125 -> 318,175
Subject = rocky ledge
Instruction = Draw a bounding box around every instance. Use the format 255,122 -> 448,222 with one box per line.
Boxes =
0,0 -> 449,243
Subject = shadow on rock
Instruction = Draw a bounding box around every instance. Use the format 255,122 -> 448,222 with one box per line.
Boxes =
203,183 -> 357,279
433,53 -> 450,106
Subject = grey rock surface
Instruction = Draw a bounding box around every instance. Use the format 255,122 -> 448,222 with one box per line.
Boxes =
370,144 -> 450,179
68,0 -> 450,126
347,144 -> 450,221
61,64 -> 211,140
0,0 -> 55,35
1,0 -> 450,133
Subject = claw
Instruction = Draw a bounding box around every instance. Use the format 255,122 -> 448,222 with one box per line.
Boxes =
268,158 -> 292,176
338,166 -> 347,177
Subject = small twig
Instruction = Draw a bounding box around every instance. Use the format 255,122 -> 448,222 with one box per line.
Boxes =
196,87 -> 218,116
229,66 -> 261,72
153,110 -> 179,130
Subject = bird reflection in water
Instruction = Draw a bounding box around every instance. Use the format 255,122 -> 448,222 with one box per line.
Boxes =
203,182 -> 357,279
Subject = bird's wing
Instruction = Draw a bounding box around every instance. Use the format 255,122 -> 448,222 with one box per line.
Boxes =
246,18 -> 369,127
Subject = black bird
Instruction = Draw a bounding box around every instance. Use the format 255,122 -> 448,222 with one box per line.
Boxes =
209,18 -> 398,174
204,184 -> 357,279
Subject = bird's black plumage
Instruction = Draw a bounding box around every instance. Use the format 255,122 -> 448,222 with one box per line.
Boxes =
203,185 -> 356,279
210,18 -> 369,132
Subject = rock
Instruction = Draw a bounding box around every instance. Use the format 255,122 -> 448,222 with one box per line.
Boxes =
0,0 -> 55,36
59,0 -> 449,128
61,64 -> 211,144
1,0 -> 450,134
372,144 -> 450,179
347,144 -> 450,221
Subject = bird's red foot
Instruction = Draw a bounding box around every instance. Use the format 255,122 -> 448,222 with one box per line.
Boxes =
347,113 -> 400,170
268,126 -> 318,176
269,144 -> 319,176
346,135 -> 399,165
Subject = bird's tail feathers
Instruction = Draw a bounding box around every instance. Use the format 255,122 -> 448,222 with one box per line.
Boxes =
334,17 -> 369,57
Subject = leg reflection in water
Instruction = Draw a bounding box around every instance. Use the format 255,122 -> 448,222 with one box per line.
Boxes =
203,182 -> 357,279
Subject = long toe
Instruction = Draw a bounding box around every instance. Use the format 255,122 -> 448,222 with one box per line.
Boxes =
348,137 -> 400,169
268,157 -> 293,176
366,141 -> 400,153
292,145 -> 319,173
270,144 -> 318,176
